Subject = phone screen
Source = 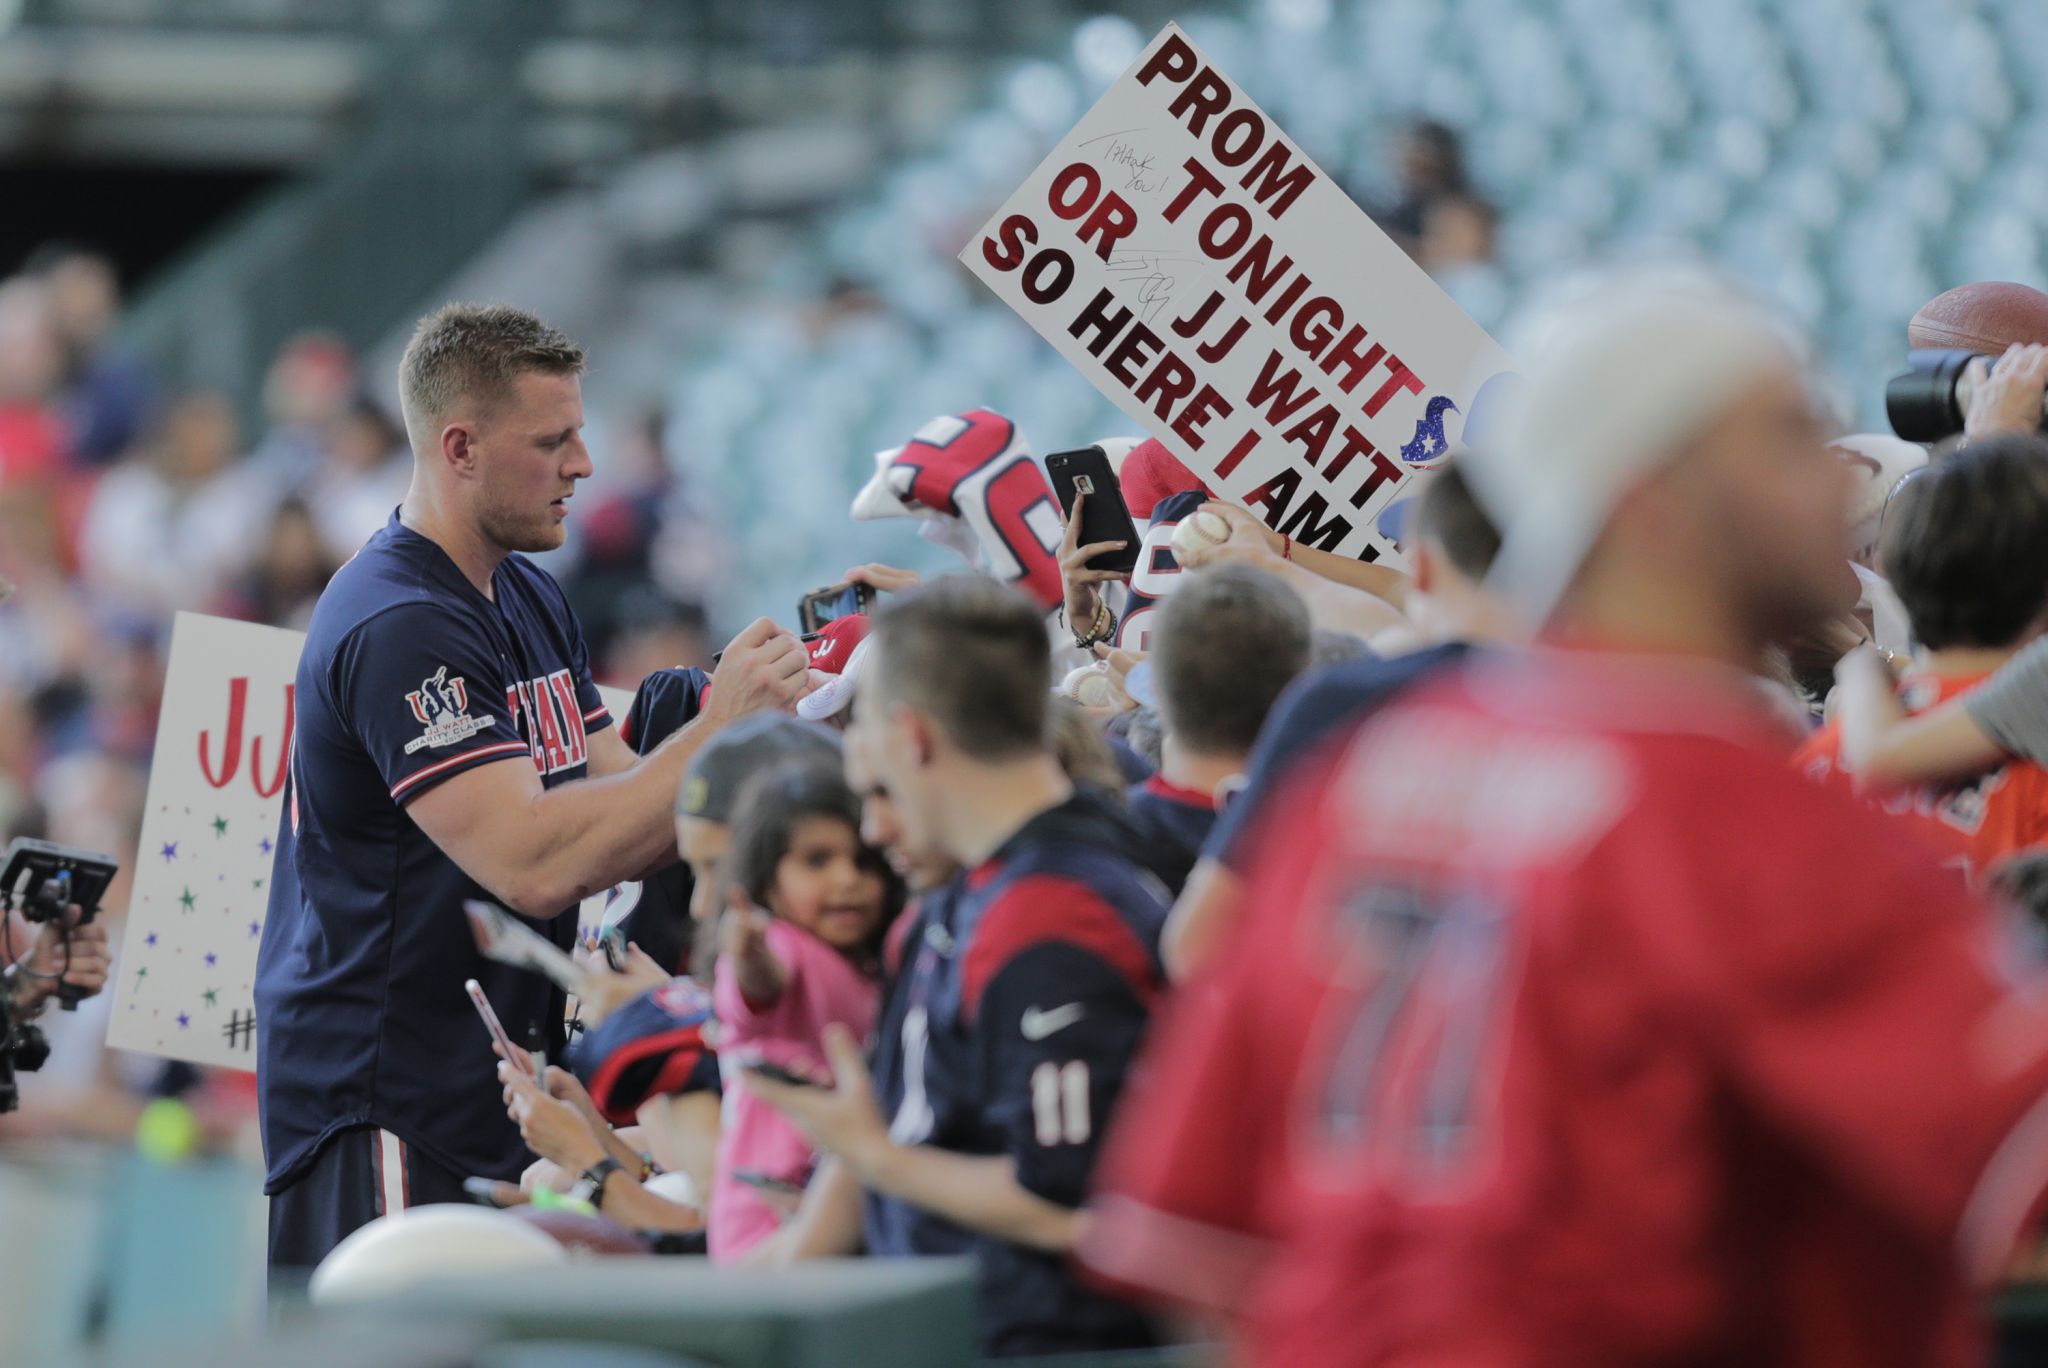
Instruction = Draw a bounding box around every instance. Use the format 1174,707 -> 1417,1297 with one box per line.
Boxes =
744,1059 -> 824,1089
809,585 -> 861,624
798,581 -> 876,634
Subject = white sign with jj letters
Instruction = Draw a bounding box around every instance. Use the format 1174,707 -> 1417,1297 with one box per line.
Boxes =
109,612 -> 632,1071
107,612 -> 301,1069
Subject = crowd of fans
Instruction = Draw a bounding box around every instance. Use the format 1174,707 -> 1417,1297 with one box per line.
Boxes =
381,270 -> 2048,1364
18,128 -> 2048,1366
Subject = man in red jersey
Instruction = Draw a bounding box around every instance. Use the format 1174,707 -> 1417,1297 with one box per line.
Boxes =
1079,274 -> 2048,1367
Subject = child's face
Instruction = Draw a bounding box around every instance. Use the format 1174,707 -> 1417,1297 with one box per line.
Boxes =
678,815 -> 731,923
769,816 -> 888,951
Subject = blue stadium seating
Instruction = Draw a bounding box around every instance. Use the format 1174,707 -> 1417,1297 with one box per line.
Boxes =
663,0 -> 2048,618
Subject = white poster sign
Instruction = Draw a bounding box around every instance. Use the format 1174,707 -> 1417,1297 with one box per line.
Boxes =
109,612 -> 634,1071
962,22 -> 1517,564
107,613 -> 301,1069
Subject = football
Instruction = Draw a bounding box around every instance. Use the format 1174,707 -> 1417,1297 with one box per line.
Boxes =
1908,281 -> 2048,355
510,1206 -> 656,1256
307,1205 -> 566,1303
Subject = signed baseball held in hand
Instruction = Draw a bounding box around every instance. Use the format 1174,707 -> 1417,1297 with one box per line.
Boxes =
1170,510 -> 1233,561
1060,663 -> 1118,708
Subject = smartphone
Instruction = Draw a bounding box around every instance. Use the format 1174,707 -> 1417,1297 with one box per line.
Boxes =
733,1170 -> 806,1198
1045,446 -> 1140,575
744,1059 -> 824,1090
463,1176 -> 526,1208
597,924 -> 628,973
797,580 -> 878,634
466,978 -> 537,1078
465,899 -> 584,992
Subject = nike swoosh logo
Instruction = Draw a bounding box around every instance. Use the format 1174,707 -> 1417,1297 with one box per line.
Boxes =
1020,1003 -> 1085,1041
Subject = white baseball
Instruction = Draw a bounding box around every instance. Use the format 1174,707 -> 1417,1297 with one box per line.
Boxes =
1170,510 -> 1233,561
1060,663 -> 1117,708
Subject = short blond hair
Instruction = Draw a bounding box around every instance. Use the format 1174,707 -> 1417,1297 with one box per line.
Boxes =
398,302 -> 584,445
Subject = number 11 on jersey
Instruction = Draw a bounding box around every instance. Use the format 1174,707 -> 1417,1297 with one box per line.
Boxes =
1032,1059 -> 1092,1146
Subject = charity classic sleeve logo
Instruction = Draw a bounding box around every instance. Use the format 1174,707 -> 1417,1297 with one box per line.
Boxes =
403,665 -> 496,754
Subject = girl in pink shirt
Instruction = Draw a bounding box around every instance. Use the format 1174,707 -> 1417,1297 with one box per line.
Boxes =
708,760 -> 900,1260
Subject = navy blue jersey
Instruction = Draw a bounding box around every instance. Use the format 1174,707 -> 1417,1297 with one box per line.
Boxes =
864,894 -> 965,1260
1107,733 -> 1155,786
600,667 -> 711,975
1115,489 -> 1207,652
256,512 -> 613,1192
1123,775 -> 1219,896
863,790 -> 1167,1357
615,666 -> 709,752
565,977 -> 717,1124
1202,641 -> 1470,872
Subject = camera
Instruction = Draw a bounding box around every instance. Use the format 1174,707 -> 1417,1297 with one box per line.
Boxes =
4,837 -> 118,929
1886,348 -> 2048,443
1,837 -> 119,1114
0,1009 -> 47,1115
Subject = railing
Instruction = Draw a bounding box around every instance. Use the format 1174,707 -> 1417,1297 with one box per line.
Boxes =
106,3 -> 544,415
16,0 -> 1077,50
44,0 -> 1187,414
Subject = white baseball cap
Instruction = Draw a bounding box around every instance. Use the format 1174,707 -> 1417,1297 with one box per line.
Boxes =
1462,273 -> 1800,625
1831,431 -> 1927,560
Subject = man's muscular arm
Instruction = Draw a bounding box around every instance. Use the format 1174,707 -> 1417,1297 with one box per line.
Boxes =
584,721 -> 638,780
409,619 -> 807,917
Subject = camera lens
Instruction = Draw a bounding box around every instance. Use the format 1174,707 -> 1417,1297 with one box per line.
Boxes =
1886,349 -> 1980,443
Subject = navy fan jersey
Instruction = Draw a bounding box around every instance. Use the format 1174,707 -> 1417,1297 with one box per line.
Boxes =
1203,641 -> 1470,872
601,666 -> 712,975
256,512 -> 613,1192
1115,489 -> 1206,652
1106,733 -> 1155,786
1123,774 -> 1219,896
864,790 -> 1168,1357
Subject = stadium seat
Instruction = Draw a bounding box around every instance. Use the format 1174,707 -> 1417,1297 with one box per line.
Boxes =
657,0 -> 2048,617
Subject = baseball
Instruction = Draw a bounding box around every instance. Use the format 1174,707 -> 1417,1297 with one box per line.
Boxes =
1061,663 -> 1118,708
1171,509 -> 1233,561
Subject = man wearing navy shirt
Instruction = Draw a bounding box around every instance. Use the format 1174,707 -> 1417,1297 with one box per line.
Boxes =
1124,564 -> 1311,895
596,665 -> 712,974
1160,461 -> 1514,978
750,578 -> 1166,1356
257,303 -> 808,1275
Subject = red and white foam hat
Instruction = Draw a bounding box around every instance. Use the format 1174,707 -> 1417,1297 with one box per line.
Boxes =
796,615 -> 873,722
848,409 -> 1065,611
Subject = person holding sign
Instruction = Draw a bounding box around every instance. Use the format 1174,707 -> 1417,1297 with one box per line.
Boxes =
257,303 -> 810,1278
